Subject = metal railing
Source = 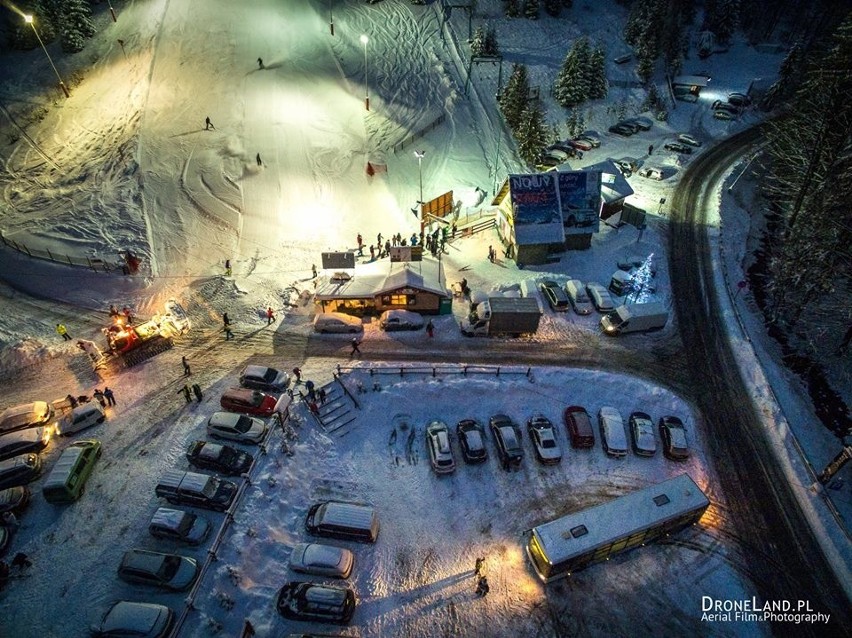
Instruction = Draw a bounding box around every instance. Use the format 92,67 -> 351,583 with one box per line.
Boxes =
0,230 -> 126,272
336,363 -> 533,380
391,113 -> 446,154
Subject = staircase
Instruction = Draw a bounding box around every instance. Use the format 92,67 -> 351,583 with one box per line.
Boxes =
306,380 -> 358,437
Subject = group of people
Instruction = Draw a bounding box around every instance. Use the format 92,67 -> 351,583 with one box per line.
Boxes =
65,387 -> 115,409
355,226 -> 457,262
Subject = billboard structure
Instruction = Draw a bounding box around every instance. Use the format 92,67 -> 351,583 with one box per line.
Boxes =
321,252 -> 356,270
390,246 -> 423,262
556,171 -> 602,235
508,173 -> 565,246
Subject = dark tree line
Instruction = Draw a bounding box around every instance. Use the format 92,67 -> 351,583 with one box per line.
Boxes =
4,0 -> 95,54
499,64 -> 549,165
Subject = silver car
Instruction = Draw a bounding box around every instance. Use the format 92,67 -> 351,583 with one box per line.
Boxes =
677,133 -> 702,147
630,411 -> 657,457
91,601 -> 174,638
527,416 -> 562,465
289,542 -> 354,579
148,507 -> 211,545
117,549 -> 199,591
239,365 -> 290,392
0,401 -> 54,435
585,283 -> 616,312
426,420 -> 455,474
565,280 -> 594,315
206,412 -> 268,444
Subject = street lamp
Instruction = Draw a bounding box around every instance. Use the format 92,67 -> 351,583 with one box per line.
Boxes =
329,1 -> 334,36
24,14 -> 69,98
414,150 -> 425,205
360,34 -> 369,111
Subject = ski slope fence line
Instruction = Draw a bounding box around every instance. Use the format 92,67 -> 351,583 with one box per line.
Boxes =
0,230 -> 126,273
335,363 -> 534,381
391,113 -> 447,154
170,398 -> 295,637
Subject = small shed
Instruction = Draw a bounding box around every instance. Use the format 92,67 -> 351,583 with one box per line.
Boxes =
672,74 -> 711,99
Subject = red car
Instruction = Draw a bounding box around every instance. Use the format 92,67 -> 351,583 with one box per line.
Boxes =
220,388 -> 278,416
568,138 -> 594,151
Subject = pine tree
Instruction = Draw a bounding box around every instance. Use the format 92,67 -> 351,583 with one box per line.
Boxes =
485,27 -> 500,56
524,0 -> 540,20
564,108 -> 585,138
544,0 -> 562,16
588,45 -> 608,99
553,37 -> 591,108
516,103 -> 549,165
702,0 -> 739,45
499,64 -> 530,132
471,26 -> 486,57
57,0 -> 96,53
763,42 -> 804,109
505,0 -> 521,18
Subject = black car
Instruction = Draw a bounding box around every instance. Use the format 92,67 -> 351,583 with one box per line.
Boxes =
456,419 -> 487,464
276,581 -> 356,624
659,415 -> 690,460
489,415 -> 523,471
664,142 -> 692,154
608,123 -> 633,136
186,441 -> 252,476
539,280 -> 570,312
0,427 -> 51,462
0,454 -> 42,490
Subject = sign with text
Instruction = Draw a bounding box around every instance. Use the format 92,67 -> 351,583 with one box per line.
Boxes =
321,252 -> 355,270
509,173 -> 560,225
390,246 -> 423,262
557,171 -> 602,235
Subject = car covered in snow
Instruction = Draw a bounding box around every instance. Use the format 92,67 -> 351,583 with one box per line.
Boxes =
711,99 -> 739,114
637,167 -> 664,180
117,549 -> 199,591
57,402 -> 105,436
239,365 -> 290,393
220,388 -> 279,416
313,312 -> 364,334
576,131 -> 602,147
90,601 -> 174,638
629,411 -> 657,457
565,280 -> 594,315
0,401 -> 54,435
713,109 -> 736,121
185,440 -> 253,476
456,419 -> 487,464
489,414 -> 523,471
585,282 -> 616,312
0,426 -> 52,461
155,470 -> 237,512
608,123 -> 634,137
289,542 -> 354,579
0,485 -> 30,515
663,142 -> 693,154
677,133 -> 702,147
426,420 -> 455,474
598,406 -> 628,458
0,453 -> 42,490
276,581 -> 356,624
379,309 -> 424,331
727,92 -> 752,107
527,415 -> 562,465
206,412 -> 268,444
626,116 -> 653,131
148,507 -> 211,545
659,415 -> 690,460
568,138 -> 594,151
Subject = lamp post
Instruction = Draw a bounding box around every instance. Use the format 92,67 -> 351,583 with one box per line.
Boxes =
414,150 -> 425,205
360,34 -> 369,111
329,1 -> 334,36
106,0 -> 117,22
24,15 -> 69,98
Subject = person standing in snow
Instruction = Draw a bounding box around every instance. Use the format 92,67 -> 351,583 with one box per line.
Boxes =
311,264 -> 318,279
256,153 -> 262,166
384,239 -> 391,257
369,245 -> 375,260
356,233 -> 363,256
292,367 -> 302,383
426,320 -> 434,338
192,384 -> 203,402
648,144 -> 654,156
93,389 -> 106,407
178,385 -> 192,404
205,116 -> 215,130
318,387 -> 327,405
225,259 -> 232,276
350,338 -> 361,356
377,232 -> 382,247
266,307 -> 275,325
224,325 -> 234,340
103,387 -> 116,406
257,57 -> 264,69
182,356 -> 191,377
223,312 -> 231,328
56,324 -> 71,341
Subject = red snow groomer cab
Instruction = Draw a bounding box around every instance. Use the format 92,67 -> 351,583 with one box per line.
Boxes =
103,300 -> 190,369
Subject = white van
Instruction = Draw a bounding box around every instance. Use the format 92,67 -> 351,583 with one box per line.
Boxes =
598,407 -> 628,457
313,312 -> 364,334
57,402 -> 105,436
564,280 -> 594,315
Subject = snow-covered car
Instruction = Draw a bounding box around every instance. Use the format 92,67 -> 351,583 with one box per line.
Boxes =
313,312 -> 364,334
0,453 -> 42,490
539,280 -> 570,312
527,415 -> 562,465
598,406 -> 628,458
57,402 -> 105,436
117,549 -> 199,591
576,131 -> 602,147
568,138 -> 594,151
608,123 -> 634,136
565,280 -> 594,315
663,142 -> 693,154
585,283 -> 616,312
713,109 -> 736,121
239,365 -> 290,393
206,412 -> 268,444
289,542 -> 354,579
0,401 -> 54,435
91,601 -> 174,638
629,411 -> 657,457
379,309 -> 424,331
711,100 -> 739,114
659,415 -> 690,460
185,440 -> 253,476
489,414 -> 523,471
155,470 -> 237,512
148,507 -> 211,545
0,426 -> 52,461
727,92 -> 752,107
426,420 -> 455,474
614,157 -> 638,176
627,116 -> 653,131
542,147 -> 570,162
456,419 -> 487,464
220,388 -> 279,416
548,142 -> 577,157
677,133 -> 702,147
637,167 -> 663,180
0,485 -> 30,514
276,581 -> 356,624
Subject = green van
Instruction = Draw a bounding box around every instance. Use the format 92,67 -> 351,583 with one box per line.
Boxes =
42,439 -> 102,503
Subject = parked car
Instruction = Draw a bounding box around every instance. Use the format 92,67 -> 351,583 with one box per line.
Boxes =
564,406 -> 595,448
379,309 -> 424,331
713,109 -> 736,121
598,406 -> 628,457
456,419 -> 487,464
564,280 -> 594,315
536,155 -> 562,169
0,427 -> 52,461
608,123 -> 634,136
617,120 -> 642,134
155,470 -> 238,512
614,157 -> 638,177
659,415 -> 690,460
637,167 -> 663,180
489,414 -> 524,470
0,486 -> 30,515
547,142 -> 578,157
276,582 -> 356,624
117,549 -> 199,591
711,100 -> 739,114
585,283 -> 616,312
727,92 -> 752,107
56,402 -> 105,436
0,401 -> 54,435
677,133 -> 702,147
425,421 -> 455,474
539,280 -> 570,312
91,601 -> 174,638
186,440 -> 253,476
289,543 -> 354,579
576,131 -> 602,147
527,416 -> 562,465
627,116 -> 654,131
148,507 -> 211,545
207,412 -> 268,444
220,388 -> 279,416
0,453 -> 42,490
663,142 -> 693,154
542,147 -> 570,162
313,312 -> 364,334
630,411 -> 657,456
568,138 -> 594,151
239,365 -> 290,393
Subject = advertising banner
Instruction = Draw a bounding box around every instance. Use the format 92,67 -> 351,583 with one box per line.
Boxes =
557,171 -> 602,235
